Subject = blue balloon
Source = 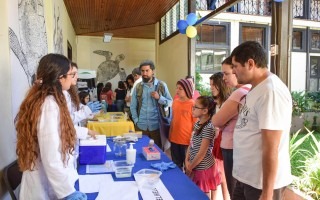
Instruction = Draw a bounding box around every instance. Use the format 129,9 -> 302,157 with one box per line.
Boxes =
274,0 -> 284,2
179,27 -> 186,34
186,13 -> 197,26
177,20 -> 188,32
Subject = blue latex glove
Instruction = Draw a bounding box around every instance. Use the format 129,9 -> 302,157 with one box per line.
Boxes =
87,101 -> 102,112
151,162 -> 176,172
63,191 -> 87,200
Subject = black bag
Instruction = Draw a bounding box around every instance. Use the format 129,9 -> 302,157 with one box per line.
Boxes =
157,104 -> 172,138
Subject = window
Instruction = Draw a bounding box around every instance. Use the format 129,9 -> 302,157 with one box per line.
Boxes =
196,21 -> 230,74
310,30 -> 320,52
292,28 -> 306,51
239,23 -> 269,49
309,56 -> 320,91
197,22 -> 230,45
196,49 -> 228,74
160,0 -> 188,43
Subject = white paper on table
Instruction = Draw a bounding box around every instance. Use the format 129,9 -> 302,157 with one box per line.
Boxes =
134,174 -> 174,200
79,174 -> 113,193
96,181 -> 139,200
86,160 -> 114,173
106,144 -> 111,152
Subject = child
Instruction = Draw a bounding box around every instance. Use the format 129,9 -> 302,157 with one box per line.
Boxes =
15,54 -> 86,200
185,96 -> 221,200
169,79 -> 196,169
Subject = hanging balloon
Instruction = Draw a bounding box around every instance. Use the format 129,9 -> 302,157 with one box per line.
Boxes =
186,26 -> 197,38
179,27 -> 187,34
177,20 -> 188,34
186,13 -> 197,26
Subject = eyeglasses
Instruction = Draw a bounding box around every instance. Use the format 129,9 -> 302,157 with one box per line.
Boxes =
192,106 -> 205,110
66,73 -> 77,78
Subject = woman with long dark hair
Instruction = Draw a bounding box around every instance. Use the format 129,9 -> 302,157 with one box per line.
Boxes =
209,71 -> 232,200
114,81 -> 126,112
15,54 -> 86,199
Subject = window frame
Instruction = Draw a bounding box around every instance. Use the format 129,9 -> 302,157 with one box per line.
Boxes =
195,21 -> 230,74
308,56 -> 320,91
195,48 -> 230,74
239,23 -> 270,50
309,29 -> 320,53
159,0 -> 188,44
292,28 -> 307,52
196,21 -> 231,47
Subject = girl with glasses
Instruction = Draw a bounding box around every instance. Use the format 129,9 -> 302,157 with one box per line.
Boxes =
185,96 -> 220,200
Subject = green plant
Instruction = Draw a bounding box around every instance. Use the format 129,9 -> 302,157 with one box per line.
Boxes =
304,119 -> 312,130
306,91 -> 320,111
290,129 -> 320,199
291,91 -> 308,116
195,71 -> 211,96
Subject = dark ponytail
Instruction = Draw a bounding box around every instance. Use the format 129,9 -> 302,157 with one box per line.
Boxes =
195,96 -> 216,135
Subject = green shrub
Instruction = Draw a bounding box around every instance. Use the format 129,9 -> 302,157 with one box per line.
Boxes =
195,72 -> 211,96
291,91 -> 308,116
290,130 -> 320,199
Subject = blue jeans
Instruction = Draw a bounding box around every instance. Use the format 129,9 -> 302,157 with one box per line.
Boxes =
221,148 -> 236,198
115,100 -> 125,112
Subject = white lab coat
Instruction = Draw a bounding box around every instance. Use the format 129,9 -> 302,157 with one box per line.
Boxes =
63,91 -> 88,139
20,96 -> 78,200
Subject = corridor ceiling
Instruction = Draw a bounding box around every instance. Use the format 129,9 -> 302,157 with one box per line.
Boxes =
64,0 -> 179,39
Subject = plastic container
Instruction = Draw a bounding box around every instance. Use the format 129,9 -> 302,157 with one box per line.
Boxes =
134,169 -> 162,187
113,160 -> 133,178
79,135 -> 106,164
101,100 -> 107,113
113,138 -> 127,157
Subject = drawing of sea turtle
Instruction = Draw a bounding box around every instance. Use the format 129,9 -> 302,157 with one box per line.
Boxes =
94,50 -> 125,83
9,0 -> 48,86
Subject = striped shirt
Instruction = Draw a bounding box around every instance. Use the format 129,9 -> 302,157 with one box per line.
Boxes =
189,121 -> 215,170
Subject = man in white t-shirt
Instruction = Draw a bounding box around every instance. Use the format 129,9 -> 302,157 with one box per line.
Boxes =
231,41 -> 292,200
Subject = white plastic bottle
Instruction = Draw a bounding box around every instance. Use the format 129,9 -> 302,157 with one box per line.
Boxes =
126,143 -> 136,165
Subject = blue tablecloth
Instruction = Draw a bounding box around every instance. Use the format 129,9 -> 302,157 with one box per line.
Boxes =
76,136 -> 208,200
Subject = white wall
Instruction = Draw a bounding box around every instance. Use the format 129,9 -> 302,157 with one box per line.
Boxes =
0,0 -> 77,198
0,1 -> 16,199
291,52 -> 307,91
76,36 -> 156,89
156,22 -> 189,96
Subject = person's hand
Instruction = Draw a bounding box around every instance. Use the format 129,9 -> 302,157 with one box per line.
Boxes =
87,101 -> 101,112
185,161 -> 192,176
88,129 -> 98,139
151,91 -> 160,100
63,191 -> 87,200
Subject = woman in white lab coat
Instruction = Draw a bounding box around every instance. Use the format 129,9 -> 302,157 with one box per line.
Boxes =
15,54 -> 86,200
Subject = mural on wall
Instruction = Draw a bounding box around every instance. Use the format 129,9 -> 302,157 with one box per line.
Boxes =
94,50 -> 127,84
9,0 -> 48,86
53,4 -> 63,54
8,0 -> 48,119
